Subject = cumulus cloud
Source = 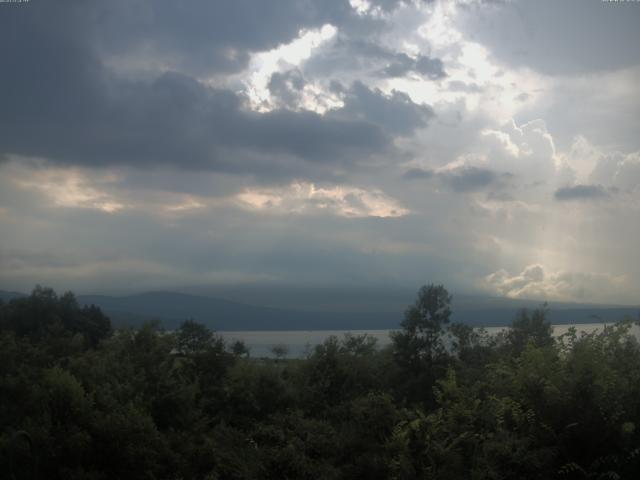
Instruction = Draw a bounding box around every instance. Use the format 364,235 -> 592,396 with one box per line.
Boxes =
481,119 -> 558,183
484,264 -> 628,303
590,151 -> 640,193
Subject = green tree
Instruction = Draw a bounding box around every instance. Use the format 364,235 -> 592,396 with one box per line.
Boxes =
508,304 -> 554,354
0,286 -> 111,348
176,319 -> 215,355
271,344 -> 289,360
392,284 -> 452,366
230,339 -> 249,357
391,284 -> 453,404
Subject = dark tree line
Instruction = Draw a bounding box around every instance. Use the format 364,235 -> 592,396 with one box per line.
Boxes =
1,285 -> 639,479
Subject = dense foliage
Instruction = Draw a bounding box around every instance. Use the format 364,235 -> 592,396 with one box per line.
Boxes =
1,285 -> 639,479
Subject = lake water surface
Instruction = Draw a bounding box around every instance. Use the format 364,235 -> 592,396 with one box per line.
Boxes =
220,323 -> 640,358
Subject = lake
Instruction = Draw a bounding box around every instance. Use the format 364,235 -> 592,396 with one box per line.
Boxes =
220,323 -> 640,358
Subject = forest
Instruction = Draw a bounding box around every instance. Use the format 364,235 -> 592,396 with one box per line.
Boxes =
1,285 -> 640,479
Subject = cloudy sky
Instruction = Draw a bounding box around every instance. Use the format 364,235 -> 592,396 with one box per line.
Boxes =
1,0 -> 639,304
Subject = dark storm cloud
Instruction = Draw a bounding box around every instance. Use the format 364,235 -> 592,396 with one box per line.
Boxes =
92,0 -> 416,76
95,0 -> 334,73
554,184 -> 611,202
242,106 -> 390,163
18,0 -> 399,76
331,81 -> 434,136
0,0 -> 328,77
0,66 -> 390,171
0,1 -> 416,176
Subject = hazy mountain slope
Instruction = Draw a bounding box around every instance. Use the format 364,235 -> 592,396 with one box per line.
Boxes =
2,289 -> 637,330
78,291 -> 640,330
0,290 -> 25,303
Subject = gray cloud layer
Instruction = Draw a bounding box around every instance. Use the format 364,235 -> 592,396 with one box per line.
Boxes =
554,184 -> 611,202
0,0 -> 440,181
402,166 -> 512,194
459,0 -> 640,75
441,167 -> 503,193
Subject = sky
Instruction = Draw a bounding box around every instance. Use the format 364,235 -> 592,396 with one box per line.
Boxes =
1,0 -> 639,304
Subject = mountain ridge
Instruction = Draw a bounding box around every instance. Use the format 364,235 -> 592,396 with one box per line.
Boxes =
2,289 -> 638,330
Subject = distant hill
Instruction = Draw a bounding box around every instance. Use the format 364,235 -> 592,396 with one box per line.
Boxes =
78,291 -> 336,330
452,296 -> 640,327
2,289 -> 638,330
0,290 -> 25,303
